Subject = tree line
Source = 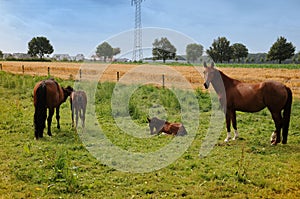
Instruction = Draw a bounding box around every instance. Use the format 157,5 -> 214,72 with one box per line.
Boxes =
0,36 -> 298,64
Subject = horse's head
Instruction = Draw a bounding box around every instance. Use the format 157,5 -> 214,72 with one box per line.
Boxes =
203,62 -> 217,89
147,117 -> 164,135
62,86 -> 74,101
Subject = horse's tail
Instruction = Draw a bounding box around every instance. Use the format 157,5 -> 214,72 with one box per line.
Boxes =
282,86 -> 292,144
34,81 -> 47,139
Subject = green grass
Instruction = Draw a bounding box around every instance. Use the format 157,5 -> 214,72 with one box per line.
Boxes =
0,71 -> 300,198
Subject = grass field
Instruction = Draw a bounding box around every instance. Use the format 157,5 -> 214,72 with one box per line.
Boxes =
0,70 -> 300,198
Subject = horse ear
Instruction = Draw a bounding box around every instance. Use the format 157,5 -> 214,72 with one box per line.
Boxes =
67,86 -> 74,92
147,117 -> 151,123
211,62 -> 215,68
203,61 -> 207,68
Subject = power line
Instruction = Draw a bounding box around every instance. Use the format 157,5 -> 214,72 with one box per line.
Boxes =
131,0 -> 144,61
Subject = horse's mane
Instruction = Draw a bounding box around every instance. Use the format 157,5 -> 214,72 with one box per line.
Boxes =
218,69 -> 241,85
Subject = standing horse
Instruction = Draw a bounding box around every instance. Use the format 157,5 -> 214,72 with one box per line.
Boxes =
147,117 -> 187,136
70,90 -> 87,129
33,79 -> 73,139
203,62 -> 292,145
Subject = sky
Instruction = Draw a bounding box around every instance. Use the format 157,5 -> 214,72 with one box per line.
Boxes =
1,0 -> 300,59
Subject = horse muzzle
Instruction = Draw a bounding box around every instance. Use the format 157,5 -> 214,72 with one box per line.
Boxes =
204,82 -> 210,89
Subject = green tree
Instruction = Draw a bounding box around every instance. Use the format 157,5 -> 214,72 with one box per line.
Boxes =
152,37 -> 176,63
267,36 -> 295,64
0,50 -> 3,59
113,47 -> 121,56
96,42 -> 113,62
186,43 -> 203,63
27,36 -> 54,59
231,43 -> 248,62
206,37 -> 232,63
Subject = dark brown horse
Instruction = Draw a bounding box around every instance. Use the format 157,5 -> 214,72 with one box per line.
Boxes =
147,117 -> 187,136
70,90 -> 87,129
203,62 -> 292,145
33,79 -> 73,139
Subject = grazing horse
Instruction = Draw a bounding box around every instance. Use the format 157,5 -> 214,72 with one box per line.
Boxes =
33,79 -> 73,139
203,62 -> 292,145
147,117 -> 187,136
70,90 -> 87,128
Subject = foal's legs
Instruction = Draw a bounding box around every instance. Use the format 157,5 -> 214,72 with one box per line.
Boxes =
81,107 -> 86,128
75,108 -> 79,128
56,106 -> 61,129
47,108 -> 54,136
71,101 -> 75,127
270,112 -> 283,145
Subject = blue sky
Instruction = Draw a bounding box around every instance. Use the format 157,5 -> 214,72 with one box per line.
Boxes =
1,0 -> 299,58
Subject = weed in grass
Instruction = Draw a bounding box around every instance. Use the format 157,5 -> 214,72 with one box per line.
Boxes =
235,145 -> 251,184
49,151 -> 79,193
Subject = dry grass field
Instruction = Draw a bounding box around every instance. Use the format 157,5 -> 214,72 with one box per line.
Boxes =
1,61 -> 300,98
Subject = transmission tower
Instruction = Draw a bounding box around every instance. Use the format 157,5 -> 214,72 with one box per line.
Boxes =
131,0 -> 144,61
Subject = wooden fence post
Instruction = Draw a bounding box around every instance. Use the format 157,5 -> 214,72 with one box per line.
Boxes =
162,74 -> 165,88
22,65 -> 25,74
48,67 -> 50,77
117,72 -> 120,81
79,69 -> 82,79
0,63 -> 2,71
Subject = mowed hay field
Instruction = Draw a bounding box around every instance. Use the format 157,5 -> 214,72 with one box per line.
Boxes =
1,61 -> 300,98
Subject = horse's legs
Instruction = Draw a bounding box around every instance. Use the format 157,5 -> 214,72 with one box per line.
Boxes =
47,108 -> 54,136
75,108 -> 79,128
71,101 -> 75,127
224,111 -> 232,142
56,106 -> 60,129
270,112 -> 283,145
232,111 -> 239,140
82,107 -> 86,128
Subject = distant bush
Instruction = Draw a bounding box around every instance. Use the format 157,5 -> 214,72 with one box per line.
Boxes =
5,57 -> 52,62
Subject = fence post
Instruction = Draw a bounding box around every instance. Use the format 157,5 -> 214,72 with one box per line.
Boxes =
22,65 -> 25,74
117,72 -> 120,81
48,67 -> 50,77
0,63 -> 2,71
79,69 -> 82,80
162,74 -> 165,88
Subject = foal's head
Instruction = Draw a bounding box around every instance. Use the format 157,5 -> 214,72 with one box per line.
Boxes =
203,62 -> 217,89
147,117 -> 165,135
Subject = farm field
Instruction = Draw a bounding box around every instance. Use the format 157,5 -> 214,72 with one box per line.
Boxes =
0,63 -> 300,198
1,61 -> 300,98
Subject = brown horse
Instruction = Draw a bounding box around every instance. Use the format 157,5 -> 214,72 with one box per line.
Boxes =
33,79 -> 73,139
203,62 -> 292,145
70,90 -> 87,129
147,117 -> 187,136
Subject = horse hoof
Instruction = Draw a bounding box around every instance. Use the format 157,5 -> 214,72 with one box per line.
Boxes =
271,142 -> 277,146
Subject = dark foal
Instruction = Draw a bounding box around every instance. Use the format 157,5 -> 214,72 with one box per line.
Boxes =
70,90 -> 87,129
147,117 -> 187,136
